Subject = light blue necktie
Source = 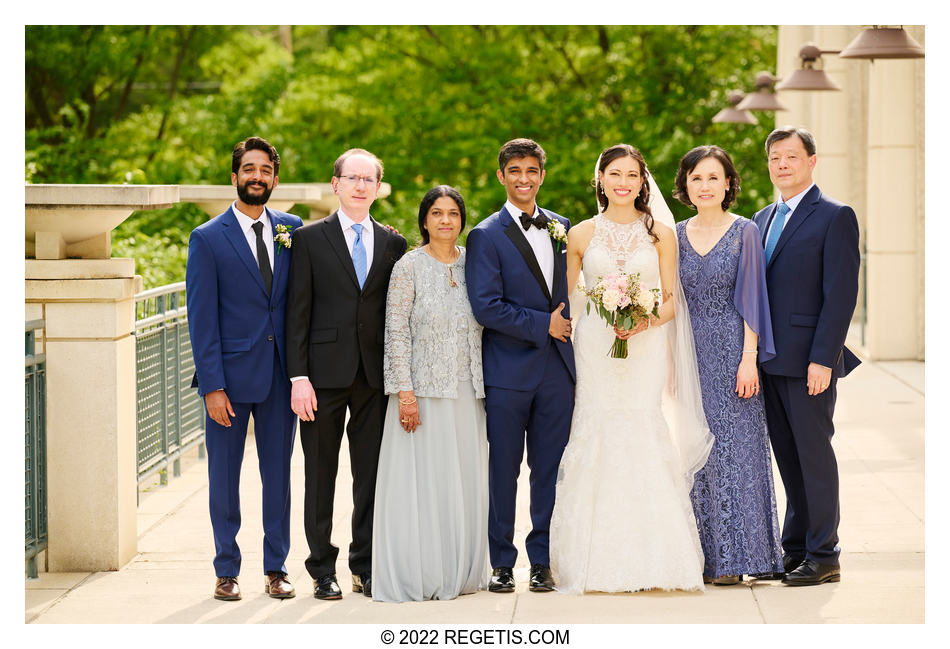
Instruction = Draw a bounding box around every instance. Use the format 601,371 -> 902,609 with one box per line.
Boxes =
351,223 -> 367,289
764,202 -> 791,264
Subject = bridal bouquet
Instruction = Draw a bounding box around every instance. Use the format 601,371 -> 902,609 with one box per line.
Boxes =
583,271 -> 660,359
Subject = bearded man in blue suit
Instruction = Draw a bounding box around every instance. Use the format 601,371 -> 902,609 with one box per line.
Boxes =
752,127 -> 860,587
186,137 -> 302,601
466,138 -> 576,593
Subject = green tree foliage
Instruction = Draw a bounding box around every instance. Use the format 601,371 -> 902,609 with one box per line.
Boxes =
26,25 -> 777,288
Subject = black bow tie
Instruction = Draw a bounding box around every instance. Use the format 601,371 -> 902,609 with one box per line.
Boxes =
519,211 -> 548,231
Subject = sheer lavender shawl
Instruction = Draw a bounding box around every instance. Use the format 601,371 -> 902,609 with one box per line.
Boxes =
736,221 -> 776,364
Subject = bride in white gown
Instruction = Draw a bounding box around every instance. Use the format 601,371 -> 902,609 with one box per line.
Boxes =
550,144 -> 714,594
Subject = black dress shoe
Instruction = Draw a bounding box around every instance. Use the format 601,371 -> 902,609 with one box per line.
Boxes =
751,555 -> 805,581
782,559 -> 840,586
528,564 -> 555,592
352,573 -> 372,598
313,573 -> 343,600
488,567 -> 515,593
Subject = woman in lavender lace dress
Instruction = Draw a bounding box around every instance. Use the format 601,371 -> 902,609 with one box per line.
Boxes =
673,146 -> 783,585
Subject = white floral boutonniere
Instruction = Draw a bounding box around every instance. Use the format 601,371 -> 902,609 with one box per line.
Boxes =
547,219 -> 567,253
274,224 -> 294,254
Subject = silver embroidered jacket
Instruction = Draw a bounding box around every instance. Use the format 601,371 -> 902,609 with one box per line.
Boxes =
383,247 -> 484,398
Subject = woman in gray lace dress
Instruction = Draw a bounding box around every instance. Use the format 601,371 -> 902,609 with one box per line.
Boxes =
371,186 -> 488,602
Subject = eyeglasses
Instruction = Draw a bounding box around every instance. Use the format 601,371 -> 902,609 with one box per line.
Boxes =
336,174 -> 379,186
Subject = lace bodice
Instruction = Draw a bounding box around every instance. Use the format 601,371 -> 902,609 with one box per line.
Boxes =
383,247 -> 484,399
582,213 -> 659,290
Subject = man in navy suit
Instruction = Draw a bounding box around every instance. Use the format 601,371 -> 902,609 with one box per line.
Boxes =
186,137 -> 302,601
466,138 -> 576,593
752,127 -> 860,586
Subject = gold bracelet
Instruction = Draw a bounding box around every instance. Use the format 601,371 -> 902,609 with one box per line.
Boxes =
742,350 -> 757,354
399,397 -> 417,405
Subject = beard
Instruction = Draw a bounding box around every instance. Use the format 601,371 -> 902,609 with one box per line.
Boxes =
237,180 -> 274,205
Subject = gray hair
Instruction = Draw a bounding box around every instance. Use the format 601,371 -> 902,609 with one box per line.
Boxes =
765,126 -> 817,157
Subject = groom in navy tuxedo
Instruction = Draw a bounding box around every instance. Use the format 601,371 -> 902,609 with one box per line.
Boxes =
466,138 -> 576,593
186,137 -> 302,601
753,127 -> 860,586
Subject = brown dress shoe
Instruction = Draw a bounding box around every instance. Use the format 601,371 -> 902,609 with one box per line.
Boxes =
214,576 -> 241,601
265,572 -> 296,599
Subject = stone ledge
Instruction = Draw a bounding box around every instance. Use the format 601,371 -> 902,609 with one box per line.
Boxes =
26,258 -> 136,280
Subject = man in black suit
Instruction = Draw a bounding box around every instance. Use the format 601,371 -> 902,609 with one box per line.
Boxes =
286,148 -> 407,599
752,127 -> 860,586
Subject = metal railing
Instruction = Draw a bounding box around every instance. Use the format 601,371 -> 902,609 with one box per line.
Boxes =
134,282 -> 205,492
25,320 -> 47,578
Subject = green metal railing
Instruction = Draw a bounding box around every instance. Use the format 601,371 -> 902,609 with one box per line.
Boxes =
134,282 -> 205,492
25,320 -> 47,579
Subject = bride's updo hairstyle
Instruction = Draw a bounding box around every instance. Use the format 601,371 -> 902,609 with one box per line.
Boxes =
594,143 -> 657,242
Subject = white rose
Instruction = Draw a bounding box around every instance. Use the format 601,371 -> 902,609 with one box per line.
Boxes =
637,289 -> 655,312
602,288 -> 621,312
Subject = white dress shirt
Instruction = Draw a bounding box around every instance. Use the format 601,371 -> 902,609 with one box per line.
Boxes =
232,202 -> 274,271
766,182 -> 815,242
338,208 -> 375,274
505,200 -> 554,293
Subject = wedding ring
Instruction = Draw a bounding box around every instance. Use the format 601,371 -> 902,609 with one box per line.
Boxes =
401,418 -> 410,423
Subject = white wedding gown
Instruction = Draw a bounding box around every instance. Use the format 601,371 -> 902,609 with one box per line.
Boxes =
549,213 -> 705,594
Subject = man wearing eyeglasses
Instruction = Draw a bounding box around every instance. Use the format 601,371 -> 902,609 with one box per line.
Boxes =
286,148 -> 407,600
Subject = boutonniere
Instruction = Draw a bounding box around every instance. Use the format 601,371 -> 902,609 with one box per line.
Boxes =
547,219 -> 567,253
274,224 -> 294,254
382,223 -> 400,236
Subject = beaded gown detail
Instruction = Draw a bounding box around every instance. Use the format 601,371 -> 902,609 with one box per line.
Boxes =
550,214 -> 705,594
677,218 -> 783,578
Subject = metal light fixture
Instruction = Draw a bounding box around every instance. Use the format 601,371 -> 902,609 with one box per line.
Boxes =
712,91 -> 758,124
736,72 -> 788,111
776,43 -> 842,91
839,26 -> 925,60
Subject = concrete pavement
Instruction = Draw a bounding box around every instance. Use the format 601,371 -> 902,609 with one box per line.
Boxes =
25,359 -> 925,626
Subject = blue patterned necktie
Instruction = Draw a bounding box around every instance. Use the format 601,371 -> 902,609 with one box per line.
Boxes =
351,223 -> 367,289
764,202 -> 791,264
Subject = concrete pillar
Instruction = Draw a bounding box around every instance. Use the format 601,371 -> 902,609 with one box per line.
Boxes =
864,26 -> 925,360
776,26 -> 925,361
25,184 -> 178,571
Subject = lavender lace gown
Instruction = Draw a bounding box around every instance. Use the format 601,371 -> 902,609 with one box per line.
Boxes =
677,218 -> 783,578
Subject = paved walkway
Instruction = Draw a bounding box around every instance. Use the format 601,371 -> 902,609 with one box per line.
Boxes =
26,359 -> 924,628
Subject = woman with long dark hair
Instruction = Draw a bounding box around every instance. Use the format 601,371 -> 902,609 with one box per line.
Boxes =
549,145 -> 713,593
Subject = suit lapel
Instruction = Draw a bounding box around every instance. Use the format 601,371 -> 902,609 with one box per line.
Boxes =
362,218 -> 390,291
222,207 -> 269,296
322,211 -> 361,289
768,185 -> 821,267
502,206 -> 552,304
268,208 -> 289,296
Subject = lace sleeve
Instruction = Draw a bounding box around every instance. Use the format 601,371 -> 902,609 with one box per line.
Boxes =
383,254 -> 415,395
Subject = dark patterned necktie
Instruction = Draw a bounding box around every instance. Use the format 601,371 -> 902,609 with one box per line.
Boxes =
251,221 -> 273,294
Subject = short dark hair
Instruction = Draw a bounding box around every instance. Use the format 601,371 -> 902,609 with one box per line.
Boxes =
673,145 -> 741,211
498,138 -> 546,172
765,126 -> 817,157
232,136 -> 279,175
418,185 -> 466,245
333,148 -> 384,180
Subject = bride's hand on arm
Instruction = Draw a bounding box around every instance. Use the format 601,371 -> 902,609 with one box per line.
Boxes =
630,223 -> 677,336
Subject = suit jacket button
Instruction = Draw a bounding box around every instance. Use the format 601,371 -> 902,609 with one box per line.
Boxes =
358,323 -> 363,330
267,335 -> 274,341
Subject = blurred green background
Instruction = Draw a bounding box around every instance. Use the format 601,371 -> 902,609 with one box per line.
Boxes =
26,25 -> 777,288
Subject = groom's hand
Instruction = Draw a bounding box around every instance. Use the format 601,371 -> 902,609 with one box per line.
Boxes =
291,378 -> 319,421
205,389 -> 235,428
549,302 -> 572,342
